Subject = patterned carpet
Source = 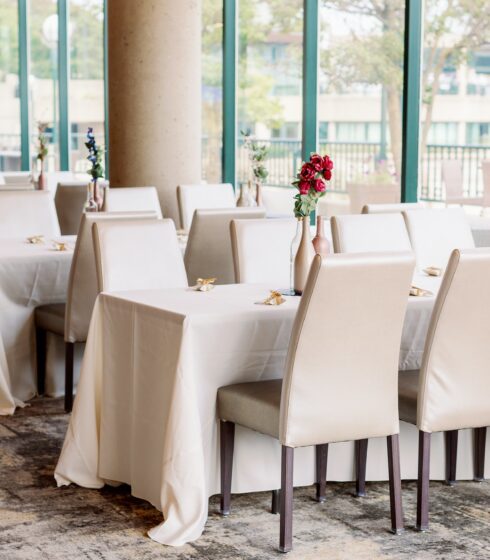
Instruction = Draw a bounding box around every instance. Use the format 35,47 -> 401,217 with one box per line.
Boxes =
1,399 -> 490,559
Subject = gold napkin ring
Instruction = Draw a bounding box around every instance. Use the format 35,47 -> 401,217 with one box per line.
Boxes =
263,290 -> 286,306
410,285 -> 433,297
423,266 -> 441,277
27,235 -> 45,244
53,241 -> 68,251
194,277 -> 216,292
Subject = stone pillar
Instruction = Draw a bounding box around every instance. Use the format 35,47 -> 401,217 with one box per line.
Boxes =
108,0 -> 201,223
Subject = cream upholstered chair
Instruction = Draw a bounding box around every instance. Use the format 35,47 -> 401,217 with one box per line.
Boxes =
103,186 -> 163,218
0,191 -> 60,238
218,252 -> 415,552
362,202 -> 423,214
46,171 -> 76,193
331,213 -> 412,254
403,207 -> 475,270
396,248 -> 490,530
93,219 -> 187,293
1,171 -> 33,185
441,160 -> 483,207
54,181 -> 109,235
184,208 -> 266,285
177,183 -> 236,230
481,160 -> 490,207
230,218 -> 297,285
35,211 -> 158,411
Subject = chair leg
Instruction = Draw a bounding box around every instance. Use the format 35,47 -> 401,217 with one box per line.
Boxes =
220,420 -> 235,516
279,446 -> 294,553
445,430 -> 458,486
387,434 -> 404,534
474,427 -> 487,482
35,327 -> 47,396
271,489 -> 280,514
315,444 -> 328,503
64,342 -> 75,413
417,431 -> 431,531
355,439 -> 369,497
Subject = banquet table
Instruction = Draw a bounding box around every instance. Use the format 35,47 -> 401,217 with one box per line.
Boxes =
0,236 -> 76,414
55,275 -> 483,547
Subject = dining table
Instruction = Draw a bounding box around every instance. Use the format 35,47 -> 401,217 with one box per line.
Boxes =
53,272 -> 480,548
0,236 -> 76,414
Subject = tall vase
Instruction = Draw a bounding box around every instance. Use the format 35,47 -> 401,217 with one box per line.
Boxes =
255,180 -> 263,206
236,181 -> 257,207
37,162 -> 46,190
312,215 -> 329,257
93,180 -> 104,210
294,217 -> 315,295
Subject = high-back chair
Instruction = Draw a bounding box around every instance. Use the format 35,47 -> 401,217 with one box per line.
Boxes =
230,218 -> 297,285
0,190 -> 61,238
217,252 -> 415,552
441,160 -> 482,206
93,219 -> 187,293
403,207 -> 475,270
331,213 -> 412,254
1,171 -> 33,185
177,183 -> 236,230
35,211 -> 158,412
362,202 -> 423,214
103,186 -> 163,218
46,171 -> 76,193
397,248 -> 490,530
184,208 -> 266,285
54,182 -> 90,235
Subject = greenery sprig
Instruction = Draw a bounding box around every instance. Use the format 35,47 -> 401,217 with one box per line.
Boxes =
241,130 -> 269,182
85,127 -> 104,181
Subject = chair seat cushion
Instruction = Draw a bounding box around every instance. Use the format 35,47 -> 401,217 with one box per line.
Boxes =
217,379 -> 282,439
35,303 -> 66,336
398,370 -> 419,425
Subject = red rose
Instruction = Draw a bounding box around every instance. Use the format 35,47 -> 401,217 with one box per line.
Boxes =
298,180 -> 310,195
310,154 -> 324,172
323,169 -> 332,181
299,163 -> 316,181
323,155 -> 334,171
313,178 -> 326,192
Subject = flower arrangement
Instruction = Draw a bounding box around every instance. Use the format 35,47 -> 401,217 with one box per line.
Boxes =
85,127 -> 104,181
292,153 -> 333,218
36,122 -> 48,165
241,130 -> 269,183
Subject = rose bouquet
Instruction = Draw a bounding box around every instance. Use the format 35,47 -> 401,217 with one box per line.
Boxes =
292,153 -> 333,218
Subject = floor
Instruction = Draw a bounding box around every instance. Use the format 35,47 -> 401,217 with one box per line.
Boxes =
1,398 -> 490,559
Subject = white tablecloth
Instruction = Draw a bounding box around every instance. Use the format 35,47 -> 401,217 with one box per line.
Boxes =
55,277 -> 484,547
0,237 -> 75,414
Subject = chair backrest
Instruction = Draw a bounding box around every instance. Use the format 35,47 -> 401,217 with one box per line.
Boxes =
184,207 -> 266,285
93,219 -> 187,293
54,182 -> 89,235
65,211 -> 158,342
417,248 -> 490,433
403,207 -> 475,270
481,160 -> 490,206
46,171 -> 76,193
261,186 -> 295,216
103,186 -> 163,218
441,160 -> 463,200
331,213 -> 412,254
347,182 -> 399,214
230,218 -> 297,285
177,183 -> 235,230
362,202 -> 423,214
1,171 -> 32,185
279,252 -> 415,447
0,191 -> 61,238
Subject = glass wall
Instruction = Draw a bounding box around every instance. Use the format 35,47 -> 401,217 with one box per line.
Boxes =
318,0 -> 405,194
0,0 -> 19,171
420,2 -> 490,200
202,0 -> 223,183
30,0 -> 60,171
237,0 -> 303,187
69,0 -> 105,172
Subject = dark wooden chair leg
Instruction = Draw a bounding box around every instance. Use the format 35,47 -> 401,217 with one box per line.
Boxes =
36,327 -> 47,396
64,342 -> 75,413
220,420 -> 235,515
417,431 -> 431,531
445,430 -> 458,486
279,446 -> 294,553
271,489 -> 280,514
387,434 -> 404,534
474,427 -> 487,482
356,439 -> 368,497
315,444 -> 328,503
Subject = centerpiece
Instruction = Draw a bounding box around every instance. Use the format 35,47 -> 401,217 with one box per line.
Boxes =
85,127 -> 105,211
238,131 -> 269,206
292,153 -> 333,294
36,123 -> 48,190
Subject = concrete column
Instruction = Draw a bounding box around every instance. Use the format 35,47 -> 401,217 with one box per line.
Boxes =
108,0 -> 201,222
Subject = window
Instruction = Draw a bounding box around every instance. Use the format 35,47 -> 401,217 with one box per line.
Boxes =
466,123 -> 490,146
426,123 -> 459,146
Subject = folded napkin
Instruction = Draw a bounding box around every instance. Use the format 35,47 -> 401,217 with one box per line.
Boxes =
423,266 -> 442,277
256,290 -> 286,306
26,235 -> 45,244
52,241 -> 68,252
410,285 -> 433,297
192,278 -> 216,292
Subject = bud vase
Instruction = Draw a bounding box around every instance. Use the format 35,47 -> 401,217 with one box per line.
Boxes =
84,183 -> 98,212
255,180 -> 263,206
237,181 -> 257,207
37,165 -> 46,190
312,215 -> 329,257
93,180 -> 104,210
294,217 -> 315,295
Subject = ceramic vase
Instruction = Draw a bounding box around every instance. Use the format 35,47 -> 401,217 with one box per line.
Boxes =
312,215 -> 329,257
93,180 -> 104,210
37,164 -> 46,190
255,181 -> 263,206
237,181 -> 257,207
293,217 -> 315,295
